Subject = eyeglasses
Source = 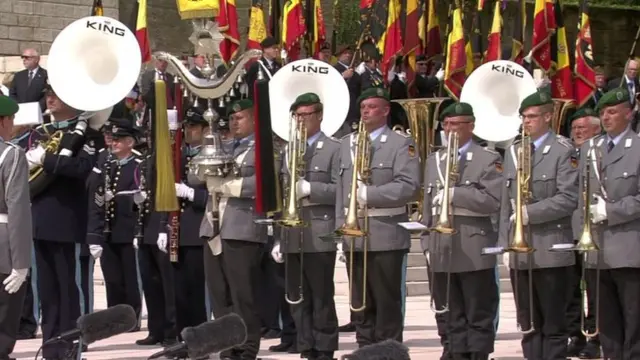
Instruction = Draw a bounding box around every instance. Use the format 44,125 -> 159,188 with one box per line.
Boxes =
21,55 -> 35,60
295,111 -> 319,119
442,120 -> 473,127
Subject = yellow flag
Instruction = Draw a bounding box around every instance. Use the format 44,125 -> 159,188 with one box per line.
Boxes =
176,0 -> 219,19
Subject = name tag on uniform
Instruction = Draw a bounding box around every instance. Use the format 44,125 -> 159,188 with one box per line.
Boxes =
380,135 -> 387,143
316,141 -> 323,149
543,145 -> 550,154
466,152 -> 473,161
626,138 -> 632,148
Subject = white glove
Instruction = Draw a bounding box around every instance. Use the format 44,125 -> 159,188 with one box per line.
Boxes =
356,181 -> 367,205
337,243 -> 346,263
424,251 -> 430,263
175,183 -> 195,201
590,195 -> 607,224
133,238 -> 138,250
355,62 -> 366,75
89,245 -> 102,259
295,179 -> 311,200
387,65 -> 397,82
509,206 -> 529,226
157,233 -> 168,253
433,188 -> 454,207
271,241 -> 284,263
133,190 -> 147,205
502,252 -> 510,268
26,145 -> 46,168
104,190 -> 114,202
435,68 -> 445,81
280,49 -> 288,61
524,50 -> 533,63
3,268 -> 28,294
397,72 -> 407,83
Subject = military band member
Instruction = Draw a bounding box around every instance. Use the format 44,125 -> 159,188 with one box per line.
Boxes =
86,120 -> 142,322
577,88 -> 640,359
498,91 -> 579,360
168,107 -> 209,335
421,102 -> 503,360
566,107 -> 602,359
201,99 -> 265,360
273,93 -> 340,359
0,96 -> 33,360
27,82 -> 101,359
336,88 -> 420,346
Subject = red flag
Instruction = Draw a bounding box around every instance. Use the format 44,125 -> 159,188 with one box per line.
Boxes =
531,0 -> 556,72
248,0 -> 268,49
443,7 -> 466,100
484,1 -> 501,63
378,0 -> 403,78
424,0 -> 441,63
282,0 -> 305,60
218,0 -> 240,65
404,0 -> 419,85
550,0 -> 572,99
574,0 -> 596,106
133,0 -> 151,63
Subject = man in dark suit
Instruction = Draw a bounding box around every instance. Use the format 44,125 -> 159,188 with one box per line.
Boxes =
140,58 -> 175,109
244,37 -> 281,100
9,48 -> 48,112
411,55 -> 442,98
606,58 -> 639,107
334,46 -> 361,134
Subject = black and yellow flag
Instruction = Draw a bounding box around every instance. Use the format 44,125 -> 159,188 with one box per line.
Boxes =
91,0 -> 104,16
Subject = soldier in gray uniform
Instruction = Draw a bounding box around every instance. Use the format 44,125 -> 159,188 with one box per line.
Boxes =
272,93 -> 340,360
421,102 -> 503,360
0,96 -> 33,360
200,99 -> 265,360
576,88 -> 640,359
498,91 -> 578,360
336,87 -> 420,346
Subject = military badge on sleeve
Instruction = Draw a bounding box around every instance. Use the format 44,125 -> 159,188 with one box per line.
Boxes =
408,145 -> 416,158
494,161 -> 503,173
570,155 -> 578,168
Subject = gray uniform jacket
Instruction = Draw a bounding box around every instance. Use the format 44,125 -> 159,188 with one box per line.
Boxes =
200,135 -> 266,244
0,142 -> 32,275
336,126 -> 420,252
279,132 -> 340,253
576,132 -> 640,269
421,141 -> 503,273
498,132 -> 578,269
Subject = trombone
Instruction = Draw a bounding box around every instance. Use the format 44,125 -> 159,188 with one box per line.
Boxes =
279,113 -> 307,305
428,131 -> 459,314
506,126 -> 536,335
333,121 -> 371,312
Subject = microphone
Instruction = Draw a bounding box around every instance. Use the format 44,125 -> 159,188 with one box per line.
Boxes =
44,304 -> 137,345
341,340 -> 410,360
148,313 -> 247,360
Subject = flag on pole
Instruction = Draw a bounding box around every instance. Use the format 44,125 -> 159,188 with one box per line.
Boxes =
443,6 -> 467,100
531,0 -> 556,72
218,0 -> 240,65
574,0 -> 596,106
510,0 -> 525,64
91,0 -> 103,16
550,0 -> 572,99
484,1 -> 501,63
377,0 -> 403,77
282,0 -> 305,60
248,0 -> 268,49
129,0 -> 151,63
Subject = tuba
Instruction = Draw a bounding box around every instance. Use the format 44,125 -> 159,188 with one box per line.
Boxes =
269,59 -> 350,304
29,16 -> 141,199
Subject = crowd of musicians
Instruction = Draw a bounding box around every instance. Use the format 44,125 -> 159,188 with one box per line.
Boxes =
0,34 -> 640,360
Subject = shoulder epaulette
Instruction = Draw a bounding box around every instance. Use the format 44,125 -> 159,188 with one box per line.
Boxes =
98,148 -> 105,153
556,134 -> 573,149
326,136 -> 340,143
4,142 -> 18,149
341,133 -> 351,140
482,147 -> 499,155
134,158 -> 142,163
132,149 -> 141,155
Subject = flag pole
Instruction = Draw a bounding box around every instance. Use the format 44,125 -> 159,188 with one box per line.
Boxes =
619,24 -> 640,88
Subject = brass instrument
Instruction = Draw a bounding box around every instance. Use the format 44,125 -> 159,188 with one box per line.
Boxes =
28,130 -> 64,183
507,126 -> 536,335
552,99 -> 577,137
335,121 -> 371,312
280,113 -> 308,305
428,131 -> 459,314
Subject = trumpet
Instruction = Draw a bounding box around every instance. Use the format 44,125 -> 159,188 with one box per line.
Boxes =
335,120 -> 371,312
508,126 -> 536,335
280,113 -> 307,305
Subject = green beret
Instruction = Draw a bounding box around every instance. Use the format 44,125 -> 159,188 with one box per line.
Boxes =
227,99 -> 253,117
569,107 -> 597,122
357,87 -> 390,105
0,96 -> 19,117
290,92 -> 321,111
519,91 -> 553,114
596,88 -> 631,111
440,102 -> 474,120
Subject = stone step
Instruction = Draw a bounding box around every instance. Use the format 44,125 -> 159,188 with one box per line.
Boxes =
406,278 -> 513,296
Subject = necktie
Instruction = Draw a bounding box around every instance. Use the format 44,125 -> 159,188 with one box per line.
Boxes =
629,82 -> 635,103
607,140 -> 615,153
233,140 -> 240,151
28,70 -> 33,86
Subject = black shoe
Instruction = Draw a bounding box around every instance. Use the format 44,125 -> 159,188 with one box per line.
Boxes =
162,338 -> 179,347
578,341 -> 601,359
338,322 -> 355,332
567,336 -> 586,357
469,353 -> 489,360
262,329 -> 281,339
16,330 -> 36,340
287,344 -> 300,354
0,356 -> 16,360
269,342 -> 294,352
136,335 -> 163,345
129,325 -> 141,333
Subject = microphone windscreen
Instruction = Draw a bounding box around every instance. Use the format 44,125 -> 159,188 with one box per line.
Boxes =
181,313 -> 247,358
77,304 -> 138,344
343,340 -> 410,360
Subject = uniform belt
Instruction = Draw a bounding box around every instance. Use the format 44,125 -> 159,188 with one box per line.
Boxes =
301,199 -> 321,207
344,207 -> 406,217
0,214 -> 7,223
452,208 -> 490,217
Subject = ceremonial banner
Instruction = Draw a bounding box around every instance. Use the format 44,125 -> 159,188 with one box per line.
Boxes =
378,0 -> 403,77
282,0 -> 305,60
269,0 -> 282,42
218,0 -> 240,64
424,0 -> 441,64
484,1 -> 501,63
468,11 -> 483,72
248,0 -> 268,49
574,0 -> 596,106
404,0 -> 419,84
91,0 -> 103,16
131,0 -> 151,64
306,0 -> 326,57
176,0 -> 219,19
531,0 -> 556,72
550,0 -> 573,99
443,7 -> 466,100
511,0 -> 525,64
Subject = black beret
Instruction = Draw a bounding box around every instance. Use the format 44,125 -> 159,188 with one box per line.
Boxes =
260,37 -> 278,49
185,107 -> 209,126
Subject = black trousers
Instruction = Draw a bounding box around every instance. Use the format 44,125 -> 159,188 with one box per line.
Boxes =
566,254 -> 598,341
258,238 -> 295,340
348,250 -> 405,346
272,259 -> 296,344
510,266 -> 570,360
101,243 -> 141,319
0,273 -> 27,357
206,239 -> 263,360
34,240 -> 80,359
432,269 -> 498,355
344,262 -> 357,325
79,255 -> 92,315
173,246 -> 207,337
138,244 -> 177,340
286,252 -> 338,353
427,260 -> 450,358
17,270 -> 37,336
585,267 -> 640,360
